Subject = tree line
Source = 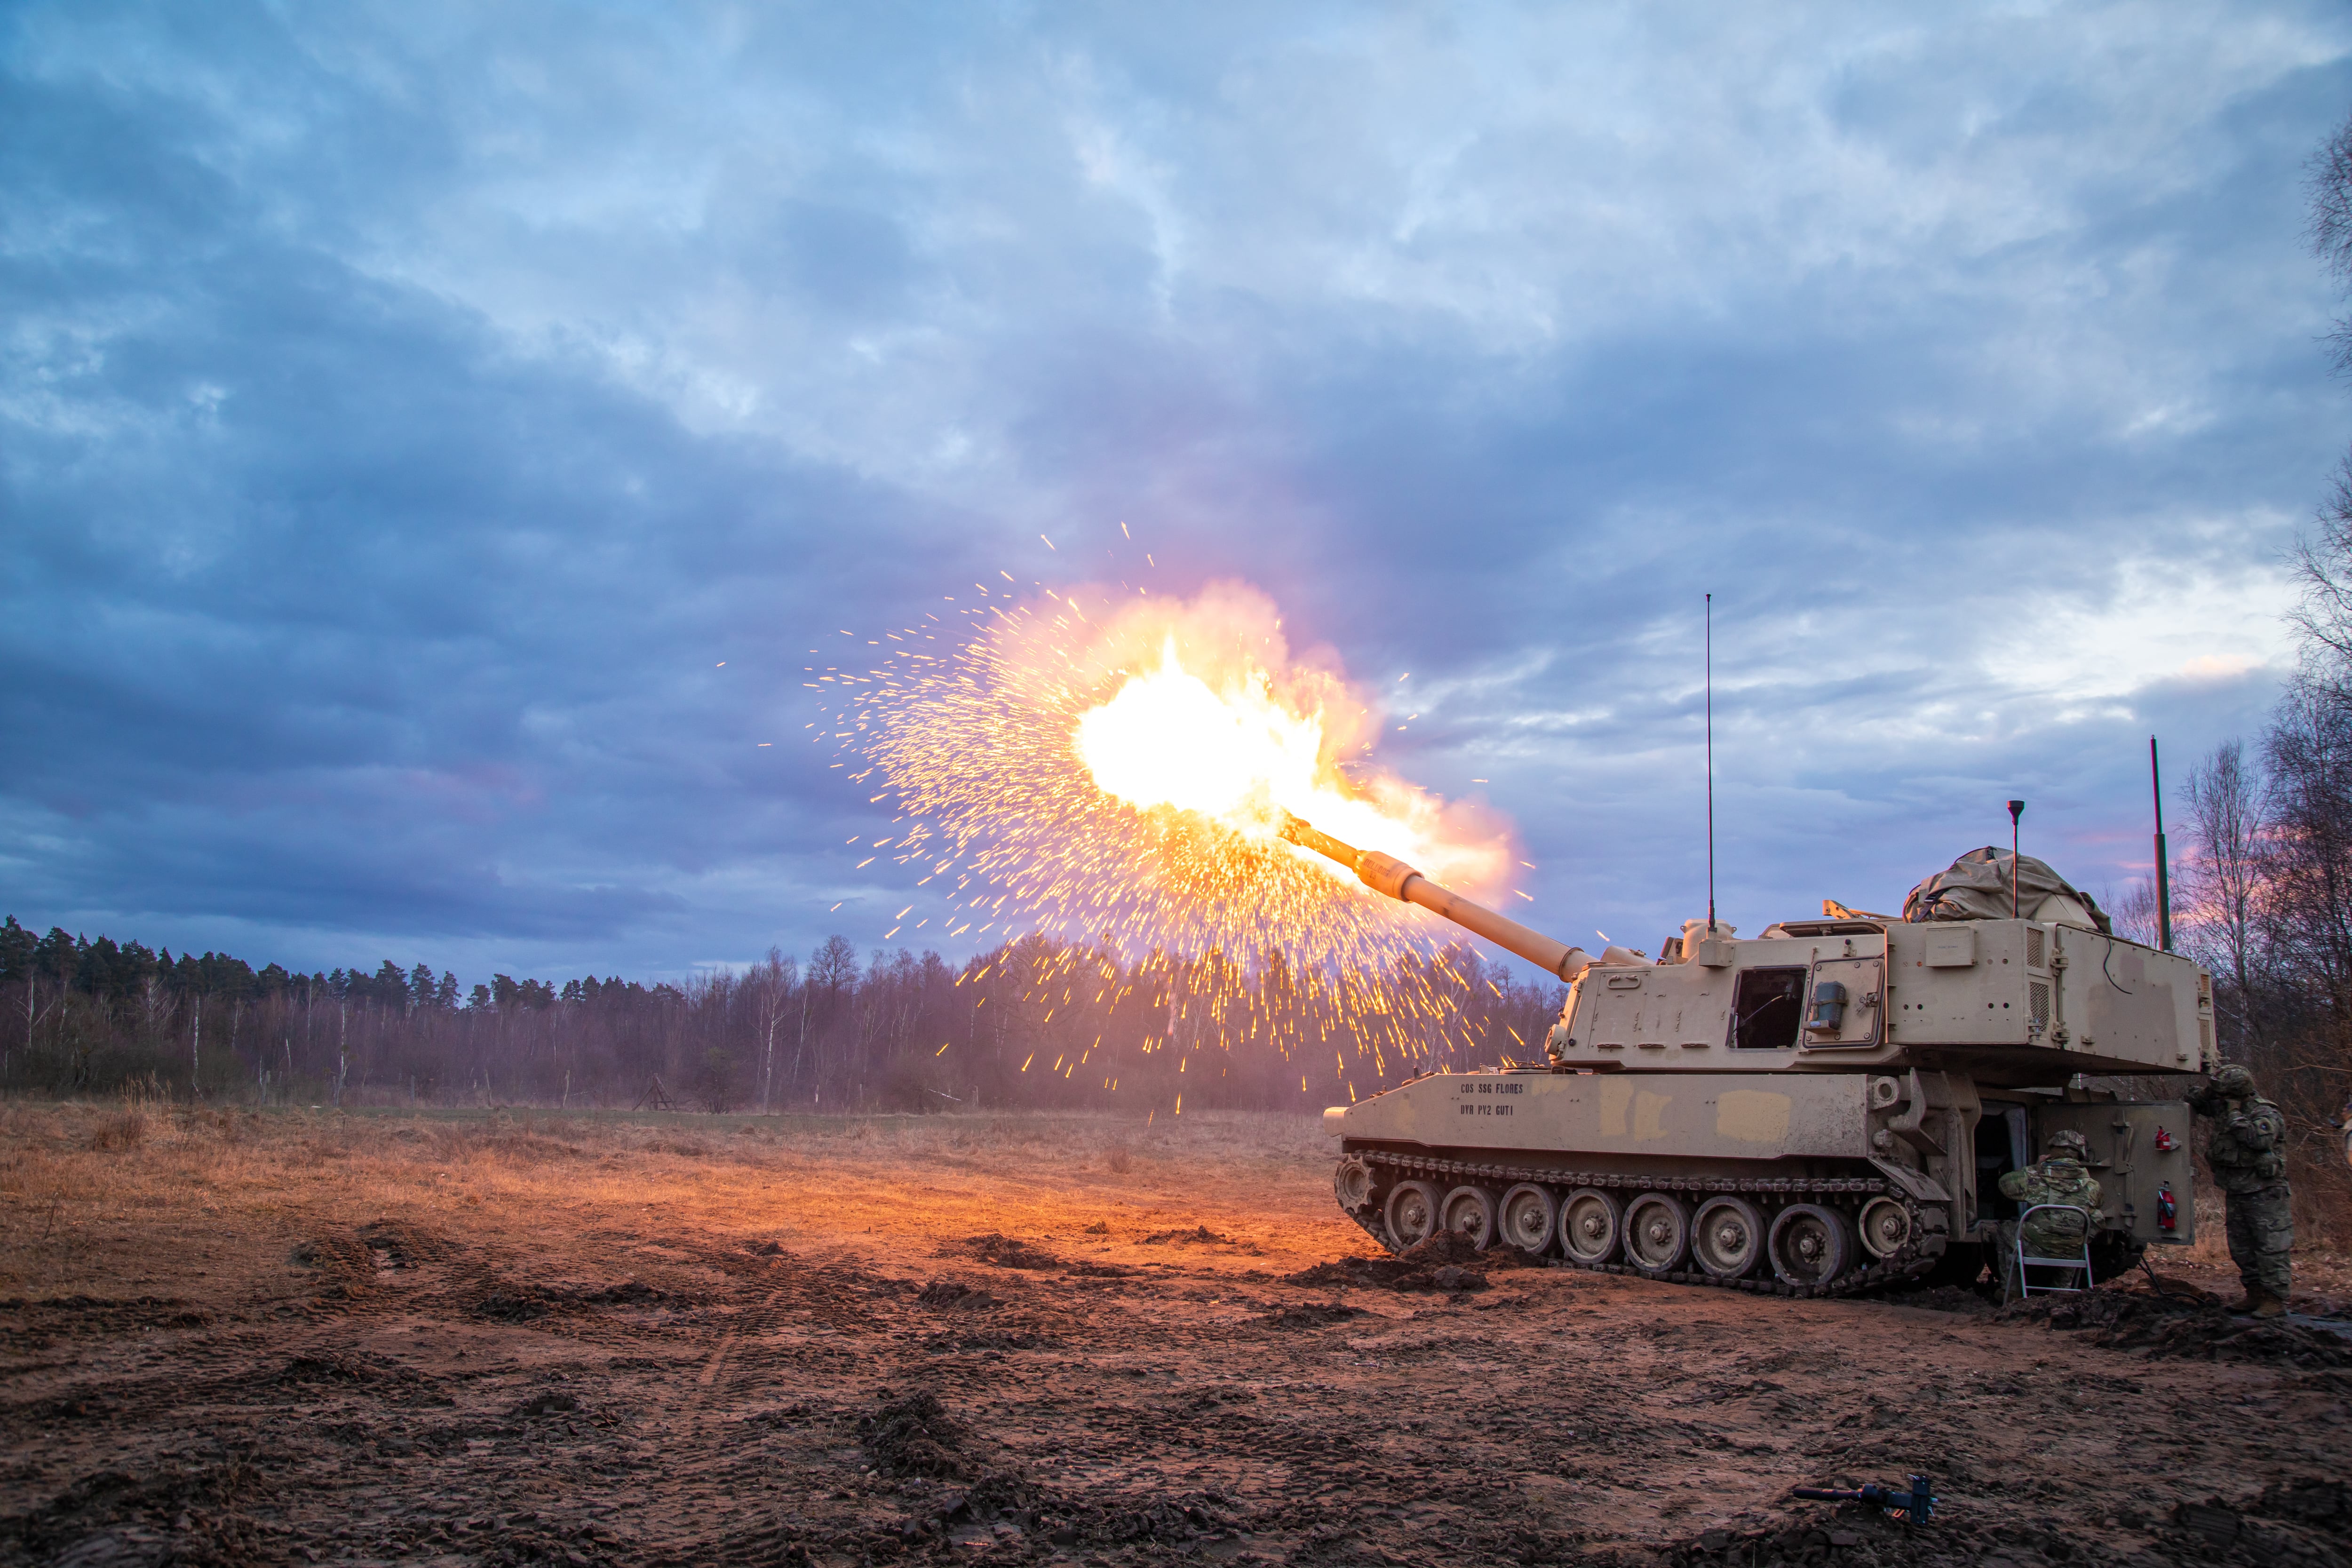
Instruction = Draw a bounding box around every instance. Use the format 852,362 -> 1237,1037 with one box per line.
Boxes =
0,916 -> 1562,1116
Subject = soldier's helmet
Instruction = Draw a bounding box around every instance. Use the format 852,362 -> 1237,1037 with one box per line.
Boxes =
2212,1063 -> 2256,1097
2044,1128 -> 2089,1159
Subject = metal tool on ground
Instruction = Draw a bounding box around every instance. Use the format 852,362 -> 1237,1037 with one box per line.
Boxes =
1792,1476 -> 1936,1525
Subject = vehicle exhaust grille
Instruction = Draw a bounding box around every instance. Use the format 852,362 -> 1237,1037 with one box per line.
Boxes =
2030,980 -> 2051,1028
2026,928 -> 2045,969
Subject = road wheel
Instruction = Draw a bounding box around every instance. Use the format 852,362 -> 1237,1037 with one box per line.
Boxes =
1440,1186 -> 1498,1249
1690,1195 -> 1765,1279
1559,1188 -> 1622,1265
1623,1192 -> 1692,1276
1857,1196 -> 1912,1259
1768,1202 -> 1856,1287
1384,1180 -> 1444,1251
1497,1184 -> 1558,1253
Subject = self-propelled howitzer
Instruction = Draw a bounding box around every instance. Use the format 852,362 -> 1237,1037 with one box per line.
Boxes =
1282,812 -> 2212,1295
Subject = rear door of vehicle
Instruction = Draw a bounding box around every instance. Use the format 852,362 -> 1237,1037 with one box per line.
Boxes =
2031,1101 -> 2196,1248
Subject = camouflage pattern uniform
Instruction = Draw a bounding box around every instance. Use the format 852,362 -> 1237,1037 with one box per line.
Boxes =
1995,1131 -> 2101,1297
2187,1064 -> 2292,1314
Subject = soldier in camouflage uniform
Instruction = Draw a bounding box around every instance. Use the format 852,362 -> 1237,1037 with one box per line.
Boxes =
1994,1128 -> 2101,1300
2186,1063 -> 2292,1318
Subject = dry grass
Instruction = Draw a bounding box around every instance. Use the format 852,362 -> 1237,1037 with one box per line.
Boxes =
2294,1142 -> 2352,1249
5,1095 -> 2344,1307
0,1101 -> 1342,1297
84,1108 -> 147,1153
19,1102 -> 2348,1567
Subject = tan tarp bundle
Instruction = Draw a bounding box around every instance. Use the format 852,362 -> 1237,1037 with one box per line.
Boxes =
1902,846 -> 2111,935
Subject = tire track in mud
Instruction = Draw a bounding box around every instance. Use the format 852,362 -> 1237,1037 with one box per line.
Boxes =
601,1250 -> 946,1565
694,1286 -> 776,1389
14,1181 -> 2352,1568
4,1218 -> 827,1566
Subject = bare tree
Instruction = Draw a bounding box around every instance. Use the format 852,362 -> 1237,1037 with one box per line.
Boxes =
2106,878 -> 2161,949
2181,739 -> 2273,1052
2290,470 -> 2352,667
799,935 -> 858,1104
2264,679 -> 2352,1046
751,947 -> 795,1114
2299,111 -> 2352,661
2311,106 -> 2352,370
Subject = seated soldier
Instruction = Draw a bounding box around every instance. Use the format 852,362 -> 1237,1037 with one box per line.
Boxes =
1995,1128 -> 2101,1298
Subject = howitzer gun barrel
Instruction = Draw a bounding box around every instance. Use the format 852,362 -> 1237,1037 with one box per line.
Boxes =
1278,812 -> 1593,981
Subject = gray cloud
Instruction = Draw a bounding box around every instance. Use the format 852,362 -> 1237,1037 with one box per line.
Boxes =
3,2 -> 2349,981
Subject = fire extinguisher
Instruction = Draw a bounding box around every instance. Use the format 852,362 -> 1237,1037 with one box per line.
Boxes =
2153,1125 -> 2178,1152
2156,1183 -> 2178,1232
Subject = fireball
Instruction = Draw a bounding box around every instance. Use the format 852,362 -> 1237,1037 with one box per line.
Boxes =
822,578 -> 1530,1082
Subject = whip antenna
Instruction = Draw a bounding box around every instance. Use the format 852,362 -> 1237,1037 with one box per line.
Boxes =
1706,593 -> 1716,934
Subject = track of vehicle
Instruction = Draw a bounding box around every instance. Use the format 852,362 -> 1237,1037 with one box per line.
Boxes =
1346,1150 -> 1941,1298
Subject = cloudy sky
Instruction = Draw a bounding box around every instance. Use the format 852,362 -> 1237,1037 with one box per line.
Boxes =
6,2 -> 2351,983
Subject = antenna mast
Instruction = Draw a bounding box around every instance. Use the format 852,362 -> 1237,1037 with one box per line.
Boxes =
1706,593 -> 1716,934
2151,736 -> 2173,951
2007,799 -> 2026,919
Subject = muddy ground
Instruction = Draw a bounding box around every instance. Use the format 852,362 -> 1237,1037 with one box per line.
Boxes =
3,1103 -> 2351,1568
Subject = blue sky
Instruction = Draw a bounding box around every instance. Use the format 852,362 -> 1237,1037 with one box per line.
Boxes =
5,2 -> 2351,982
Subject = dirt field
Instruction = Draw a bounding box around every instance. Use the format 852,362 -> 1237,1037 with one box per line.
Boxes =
3,1101 -> 2350,1568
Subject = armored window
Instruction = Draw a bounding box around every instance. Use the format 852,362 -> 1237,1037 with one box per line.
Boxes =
1728,966 -> 1807,1051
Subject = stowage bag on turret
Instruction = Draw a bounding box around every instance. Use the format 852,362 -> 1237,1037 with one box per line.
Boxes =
1902,847 -> 2111,934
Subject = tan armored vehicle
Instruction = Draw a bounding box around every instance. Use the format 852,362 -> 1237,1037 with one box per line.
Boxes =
1283,815 -> 2210,1296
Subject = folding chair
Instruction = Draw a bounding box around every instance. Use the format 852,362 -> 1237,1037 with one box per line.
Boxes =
2011,1203 -> 2095,1300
